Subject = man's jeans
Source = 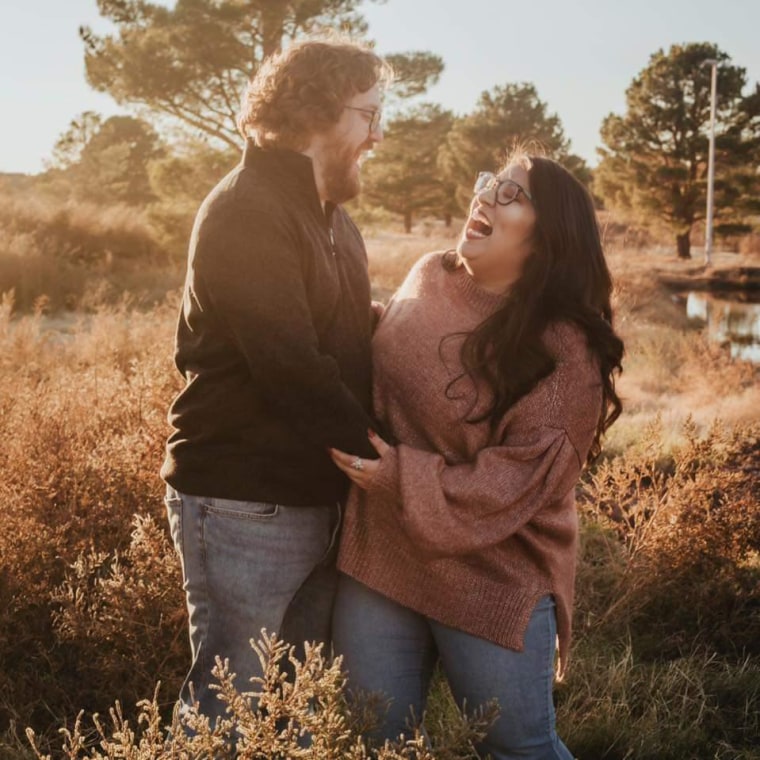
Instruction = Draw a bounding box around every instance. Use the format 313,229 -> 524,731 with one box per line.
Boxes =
333,575 -> 574,760
165,486 -> 341,725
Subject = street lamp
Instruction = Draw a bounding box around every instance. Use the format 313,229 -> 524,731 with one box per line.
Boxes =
702,58 -> 718,267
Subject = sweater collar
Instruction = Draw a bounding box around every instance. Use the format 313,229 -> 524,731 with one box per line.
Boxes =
243,140 -> 334,221
451,261 -> 509,316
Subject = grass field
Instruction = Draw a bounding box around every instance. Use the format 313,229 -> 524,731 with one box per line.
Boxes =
1,225 -> 758,759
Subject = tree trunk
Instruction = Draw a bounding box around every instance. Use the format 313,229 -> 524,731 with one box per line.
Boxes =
261,7 -> 286,58
676,231 -> 691,259
403,210 -> 412,234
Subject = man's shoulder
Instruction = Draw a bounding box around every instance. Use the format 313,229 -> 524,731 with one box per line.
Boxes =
202,162 -> 284,216
192,165 -> 303,254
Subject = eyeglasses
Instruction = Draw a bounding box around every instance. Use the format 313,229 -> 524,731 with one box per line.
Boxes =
344,105 -> 382,134
473,171 -> 533,205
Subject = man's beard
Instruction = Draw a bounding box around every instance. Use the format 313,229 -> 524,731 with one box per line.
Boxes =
322,140 -> 361,204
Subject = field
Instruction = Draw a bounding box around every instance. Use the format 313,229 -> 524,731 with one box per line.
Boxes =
1,222 -> 759,759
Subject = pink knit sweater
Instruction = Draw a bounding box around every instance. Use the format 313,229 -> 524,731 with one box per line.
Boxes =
337,252 -> 603,673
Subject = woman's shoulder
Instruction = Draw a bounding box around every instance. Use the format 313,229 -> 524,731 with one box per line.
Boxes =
543,321 -> 598,372
408,249 -> 451,278
394,250 -> 452,295
544,320 -> 586,347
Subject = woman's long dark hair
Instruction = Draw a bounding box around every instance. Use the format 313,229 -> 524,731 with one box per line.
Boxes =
446,152 -> 624,462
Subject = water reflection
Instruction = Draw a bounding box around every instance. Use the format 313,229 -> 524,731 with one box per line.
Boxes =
685,291 -> 760,363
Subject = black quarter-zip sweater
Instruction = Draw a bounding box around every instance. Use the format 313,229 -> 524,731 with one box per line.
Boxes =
160,141 -> 378,505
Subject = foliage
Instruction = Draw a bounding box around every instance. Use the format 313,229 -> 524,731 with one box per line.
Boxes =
359,104 -> 455,232
438,83 -> 588,213
26,634 -> 498,759
147,138 -> 239,257
48,112 -> 104,171
576,416 -> 760,658
75,116 -> 164,205
558,643 -> 760,760
48,114 -> 165,206
383,51 -> 444,103
0,239 -> 758,758
564,418 -> 760,758
0,193 -> 174,311
596,42 -> 760,258
80,0 -> 442,150
0,299 -> 184,755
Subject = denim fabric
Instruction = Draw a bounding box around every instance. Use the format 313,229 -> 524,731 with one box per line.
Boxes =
165,486 -> 340,724
333,575 -> 573,760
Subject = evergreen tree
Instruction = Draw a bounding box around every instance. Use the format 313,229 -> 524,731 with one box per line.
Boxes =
360,104 -> 454,232
80,0 -> 443,150
596,42 -> 760,258
49,111 -> 104,170
47,113 -> 164,205
438,83 -> 586,214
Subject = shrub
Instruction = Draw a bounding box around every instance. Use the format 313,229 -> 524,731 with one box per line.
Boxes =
26,635 -> 498,760
576,417 -> 760,658
0,195 -> 179,311
1,235 -> 758,758
0,300 -> 184,753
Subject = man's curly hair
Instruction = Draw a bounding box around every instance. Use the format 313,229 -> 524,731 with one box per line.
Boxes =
238,38 -> 393,150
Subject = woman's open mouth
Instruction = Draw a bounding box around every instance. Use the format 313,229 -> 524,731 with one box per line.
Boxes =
465,210 -> 493,240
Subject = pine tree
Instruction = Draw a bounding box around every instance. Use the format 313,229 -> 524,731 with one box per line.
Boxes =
438,83 -> 586,214
360,104 -> 454,232
80,0 -> 442,150
595,42 -> 760,258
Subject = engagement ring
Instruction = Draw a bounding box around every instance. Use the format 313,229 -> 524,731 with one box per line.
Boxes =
351,457 -> 364,471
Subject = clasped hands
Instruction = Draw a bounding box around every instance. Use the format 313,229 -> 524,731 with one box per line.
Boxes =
329,429 -> 391,490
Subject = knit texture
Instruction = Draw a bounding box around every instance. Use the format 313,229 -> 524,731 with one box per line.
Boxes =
337,251 -> 603,674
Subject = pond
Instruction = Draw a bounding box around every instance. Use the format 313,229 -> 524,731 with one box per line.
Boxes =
682,291 -> 760,363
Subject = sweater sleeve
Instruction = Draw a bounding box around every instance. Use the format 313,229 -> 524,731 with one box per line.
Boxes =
370,353 -> 602,558
195,205 -> 378,459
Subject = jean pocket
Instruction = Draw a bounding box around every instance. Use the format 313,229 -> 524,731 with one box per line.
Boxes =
203,497 -> 279,521
164,495 -> 184,556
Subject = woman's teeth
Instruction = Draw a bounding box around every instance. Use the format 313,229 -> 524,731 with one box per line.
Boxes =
467,217 -> 492,239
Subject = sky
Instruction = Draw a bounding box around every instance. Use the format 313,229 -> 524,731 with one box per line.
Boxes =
1,0 -> 759,175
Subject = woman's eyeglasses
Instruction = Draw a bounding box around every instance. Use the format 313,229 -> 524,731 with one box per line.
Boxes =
474,172 -> 533,205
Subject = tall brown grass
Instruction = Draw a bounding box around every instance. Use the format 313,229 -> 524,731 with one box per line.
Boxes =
0,194 -> 181,312
0,228 -> 758,758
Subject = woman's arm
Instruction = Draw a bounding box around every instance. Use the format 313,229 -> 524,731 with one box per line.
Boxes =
331,352 -> 602,558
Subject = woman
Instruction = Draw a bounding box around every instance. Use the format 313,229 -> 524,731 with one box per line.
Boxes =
329,151 -> 624,760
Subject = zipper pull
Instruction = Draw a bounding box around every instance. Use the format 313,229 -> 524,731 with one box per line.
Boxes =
329,228 -> 336,257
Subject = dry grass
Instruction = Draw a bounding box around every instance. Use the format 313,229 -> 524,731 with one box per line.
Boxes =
0,225 -> 758,758
365,228 -> 459,301
596,245 -> 760,452
0,194 -> 181,312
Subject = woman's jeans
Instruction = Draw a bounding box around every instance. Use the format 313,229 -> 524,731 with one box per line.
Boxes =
165,486 -> 341,725
333,575 -> 573,760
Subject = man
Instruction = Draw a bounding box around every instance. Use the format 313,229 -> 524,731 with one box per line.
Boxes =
160,38 -> 391,724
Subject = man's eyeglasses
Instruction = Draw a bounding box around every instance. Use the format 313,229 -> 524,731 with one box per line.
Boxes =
344,105 -> 382,134
473,171 -> 533,205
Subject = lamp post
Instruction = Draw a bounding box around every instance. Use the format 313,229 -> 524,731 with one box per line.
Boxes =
702,59 -> 718,267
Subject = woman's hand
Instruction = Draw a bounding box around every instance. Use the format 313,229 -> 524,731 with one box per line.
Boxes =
329,430 -> 391,490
